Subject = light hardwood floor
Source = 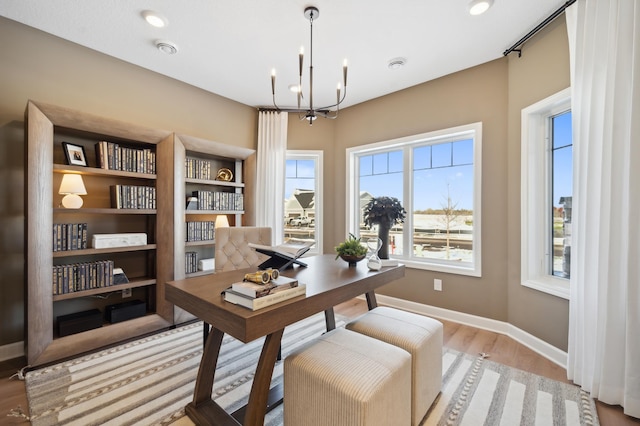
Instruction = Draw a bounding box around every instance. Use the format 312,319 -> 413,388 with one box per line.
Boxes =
1,298 -> 638,425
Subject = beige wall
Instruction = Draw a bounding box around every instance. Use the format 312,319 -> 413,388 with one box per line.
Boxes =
0,17 -> 257,346
506,18 -> 571,350
1,14 -> 572,352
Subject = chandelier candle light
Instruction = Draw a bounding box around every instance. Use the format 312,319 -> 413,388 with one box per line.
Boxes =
270,6 -> 348,124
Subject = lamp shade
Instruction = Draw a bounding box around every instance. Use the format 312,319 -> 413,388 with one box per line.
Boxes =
59,174 -> 87,209
58,174 -> 87,195
215,215 -> 229,228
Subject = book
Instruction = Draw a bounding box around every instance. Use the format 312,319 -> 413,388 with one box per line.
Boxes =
223,284 -> 306,311
248,240 -> 314,259
231,275 -> 298,298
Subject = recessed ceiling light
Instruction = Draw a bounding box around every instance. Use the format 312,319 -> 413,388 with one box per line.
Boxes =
468,0 -> 493,15
388,57 -> 407,70
156,40 -> 178,54
142,10 -> 168,28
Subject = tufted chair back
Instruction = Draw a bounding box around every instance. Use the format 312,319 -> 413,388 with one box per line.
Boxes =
215,227 -> 272,272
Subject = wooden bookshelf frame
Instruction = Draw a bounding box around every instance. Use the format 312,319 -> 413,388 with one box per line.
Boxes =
25,100 -> 174,366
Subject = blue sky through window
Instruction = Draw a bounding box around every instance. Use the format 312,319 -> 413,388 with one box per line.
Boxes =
285,159 -> 315,198
359,139 -> 474,211
552,111 -> 572,210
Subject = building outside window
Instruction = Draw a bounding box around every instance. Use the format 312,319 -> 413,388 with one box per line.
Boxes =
284,150 -> 323,255
346,123 -> 482,276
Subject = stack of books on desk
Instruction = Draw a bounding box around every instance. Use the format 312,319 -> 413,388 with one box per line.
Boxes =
223,276 -> 306,311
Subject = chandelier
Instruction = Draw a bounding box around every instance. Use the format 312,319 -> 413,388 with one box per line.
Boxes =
270,6 -> 348,125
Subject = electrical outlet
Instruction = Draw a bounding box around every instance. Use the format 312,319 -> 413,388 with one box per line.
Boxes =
122,288 -> 132,298
434,279 -> 442,291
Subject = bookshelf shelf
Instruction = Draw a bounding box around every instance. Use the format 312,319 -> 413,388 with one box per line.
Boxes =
185,270 -> 214,278
53,164 -> 157,180
52,278 -> 156,301
185,209 -> 244,215
185,177 -> 244,188
53,244 -> 157,257
53,208 -> 157,215
185,240 -> 215,247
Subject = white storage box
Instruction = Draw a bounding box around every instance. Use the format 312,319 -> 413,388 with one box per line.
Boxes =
92,233 -> 147,249
198,258 -> 215,271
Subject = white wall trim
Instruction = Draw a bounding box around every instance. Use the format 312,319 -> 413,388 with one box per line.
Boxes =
369,294 -> 568,369
0,341 -> 24,362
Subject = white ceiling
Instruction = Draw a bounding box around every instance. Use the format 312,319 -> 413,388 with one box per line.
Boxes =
0,0 -> 563,110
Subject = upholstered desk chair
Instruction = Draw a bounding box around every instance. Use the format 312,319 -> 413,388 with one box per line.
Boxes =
214,226 -> 272,273
204,226 -> 272,342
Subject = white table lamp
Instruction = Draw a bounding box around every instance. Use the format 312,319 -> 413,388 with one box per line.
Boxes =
59,174 -> 87,208
215,214 -> 229,228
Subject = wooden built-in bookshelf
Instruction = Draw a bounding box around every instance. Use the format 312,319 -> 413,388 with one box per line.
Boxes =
25,100 -> 175,366
171,134 -> 255,322
25,100 -> 256,364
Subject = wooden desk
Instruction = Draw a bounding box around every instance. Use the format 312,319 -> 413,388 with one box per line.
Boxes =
166,254 -> 405,426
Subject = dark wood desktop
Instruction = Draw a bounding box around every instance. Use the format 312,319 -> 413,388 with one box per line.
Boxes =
166,254 -> 405,426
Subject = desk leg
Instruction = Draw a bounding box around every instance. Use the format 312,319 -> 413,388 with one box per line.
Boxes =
324,308 -> 336,331
365,291 -> 378,310
192,327 -> 224,405
243,329 -> 285,426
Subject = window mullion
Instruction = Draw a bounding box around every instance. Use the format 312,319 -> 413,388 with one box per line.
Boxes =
404,145 -> 413,257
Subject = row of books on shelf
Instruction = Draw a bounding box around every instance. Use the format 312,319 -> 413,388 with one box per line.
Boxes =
190,190 -> 243,211
95,141 -> 156,174
52,260 -> 115,295
185,157 -> 216,180
222,275 -> 306,311
186,221 -> 215,242
110,184 -> 157,209
53,223 -> 88,252
185,251 -> 198,274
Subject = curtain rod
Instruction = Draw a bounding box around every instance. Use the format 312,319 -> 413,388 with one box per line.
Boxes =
503,0 -> 576,57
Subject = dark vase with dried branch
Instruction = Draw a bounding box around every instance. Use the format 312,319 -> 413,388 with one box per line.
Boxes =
362,196 -> 406,259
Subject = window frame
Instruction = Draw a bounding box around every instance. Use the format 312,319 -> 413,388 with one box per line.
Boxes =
521,88 -> 571,299
346,122 -> 482,277
285,150 -> 323,255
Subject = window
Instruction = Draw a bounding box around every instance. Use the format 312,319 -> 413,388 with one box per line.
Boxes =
346,123 -> 482,276
521,88 -> 572,299
284,150 -> 323,255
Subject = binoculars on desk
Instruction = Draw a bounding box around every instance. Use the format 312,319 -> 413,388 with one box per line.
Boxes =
243,268 -> 279,284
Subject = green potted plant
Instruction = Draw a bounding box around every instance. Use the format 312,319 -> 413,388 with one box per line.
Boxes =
335,233 -> 368,266
363,196 -> 406,259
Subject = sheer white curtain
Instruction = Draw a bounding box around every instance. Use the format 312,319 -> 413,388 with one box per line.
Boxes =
566,0 -> 640,417
256,111 -> 288,245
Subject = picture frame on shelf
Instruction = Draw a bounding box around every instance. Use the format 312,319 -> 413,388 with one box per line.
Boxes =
62,142 -> 88,167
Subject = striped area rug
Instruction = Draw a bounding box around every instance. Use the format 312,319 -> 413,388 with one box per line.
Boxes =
424,350 -> 599,426
24,315 -> 599,426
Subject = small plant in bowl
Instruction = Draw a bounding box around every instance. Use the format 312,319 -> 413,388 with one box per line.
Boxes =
335,233 -> 368,266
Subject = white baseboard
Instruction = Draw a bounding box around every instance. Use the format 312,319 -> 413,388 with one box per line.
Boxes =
367,295 -> 568,369
3,297 -> 569,368
0,341 -> 24,362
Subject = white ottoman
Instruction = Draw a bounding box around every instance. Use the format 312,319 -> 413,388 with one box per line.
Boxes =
284,328 -> 412,426
346,307 -> 443,425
